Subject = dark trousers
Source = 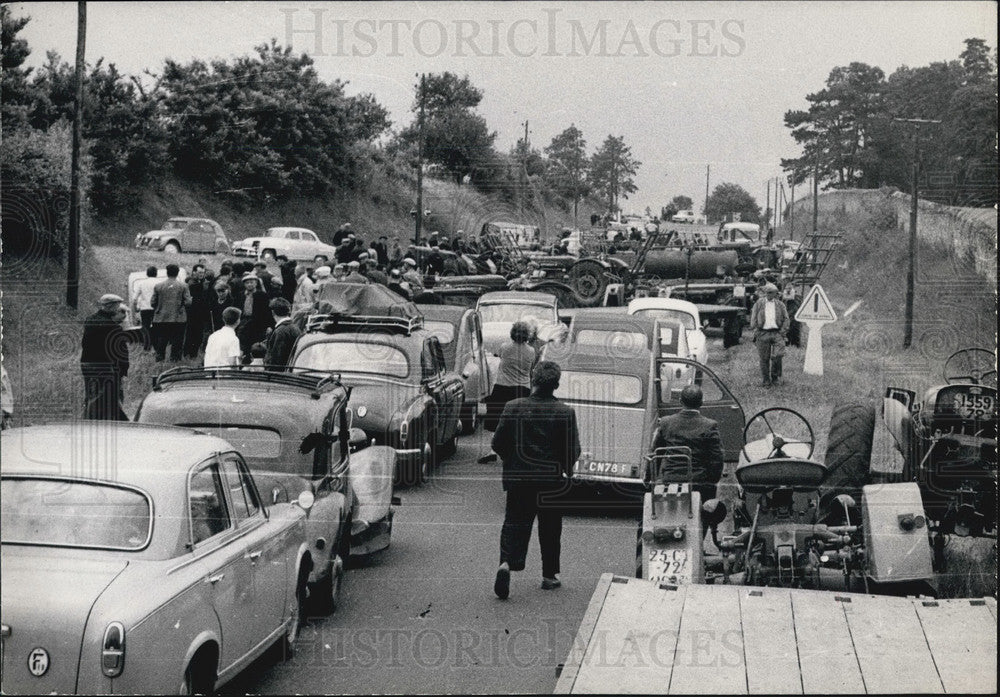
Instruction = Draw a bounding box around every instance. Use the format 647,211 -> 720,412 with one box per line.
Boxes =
139,309 -> 154,351
153,322 -> 185,361
83,374 -> 128,421
755,330 -> 784,384
184,316 -> 206,358
500,483 -> 563,578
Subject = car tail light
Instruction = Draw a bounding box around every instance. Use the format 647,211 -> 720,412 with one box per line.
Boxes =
101,622 -> 125,677
399,420 -> 409,444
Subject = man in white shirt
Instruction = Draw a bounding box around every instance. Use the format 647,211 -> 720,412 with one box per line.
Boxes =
292,263 -> 316,313
749,283 -> 790,386
132,265 -> 159,351
203,307 -> 242,368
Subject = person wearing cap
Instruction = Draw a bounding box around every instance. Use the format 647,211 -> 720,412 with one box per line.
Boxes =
401,257 -> 424,294
332,222 -> 352,246
386,268 -> 411,300
342,260 -> 368,284
237,272 -> 273,362
80,294 -> 140,420
151,263 -> 192,362
749,282 -> 790,386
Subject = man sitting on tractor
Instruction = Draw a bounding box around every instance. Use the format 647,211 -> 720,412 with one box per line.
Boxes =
649,385 -> 725,503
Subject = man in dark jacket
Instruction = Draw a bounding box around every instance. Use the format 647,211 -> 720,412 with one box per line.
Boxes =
371,235 -> 389,268
80,294 -> 140,420
264,298 -> 301,369
151,264 -> 192,362
491,361 -> 581,599
650,385 -> 725,502
184,263 -> 212,358
236,273 -> 273,362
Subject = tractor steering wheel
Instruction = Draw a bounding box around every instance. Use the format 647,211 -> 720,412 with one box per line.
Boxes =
943,348 -> 997,387
741,407 -> 816,462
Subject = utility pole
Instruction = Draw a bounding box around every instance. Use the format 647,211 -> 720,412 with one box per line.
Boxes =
704,165 -> 710,222
66,0 -> 86,309
775,177 -> 781,229
789,175 -> 795,241
765,179 -> 771,232
812,157 -> 819,234
520,120 -> 529,217
892,117 -> 942,349
414,73 -> 426,246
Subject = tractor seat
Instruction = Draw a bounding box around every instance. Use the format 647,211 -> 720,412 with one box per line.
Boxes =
735,458 -> 827,493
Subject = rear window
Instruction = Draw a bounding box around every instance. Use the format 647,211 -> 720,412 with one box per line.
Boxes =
574,329 -> 649,352
1,478 -> 152,550
423,320 -> 456,345
162,220 -> 187,230
294,341 -> 410,378
554,370 -> 643,405
479,303 -> 556,324
185,426 -> 282,458
631,308 -> 695,330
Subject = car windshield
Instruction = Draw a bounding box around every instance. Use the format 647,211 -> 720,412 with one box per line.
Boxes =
554,370 -> 643,405
632,308 -> 695,330
1,478 -> 152,550
162,220 -> 188,230
423,320 -> 456,345
265,229 -> 287,238
294,341 -> 410,378
479,303 -> 556,324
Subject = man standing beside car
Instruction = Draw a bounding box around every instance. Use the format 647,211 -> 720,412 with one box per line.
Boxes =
264,298 -> 301,370
749,282 -> 790,386
151,264 -> 191,362
491,361 -> 581,599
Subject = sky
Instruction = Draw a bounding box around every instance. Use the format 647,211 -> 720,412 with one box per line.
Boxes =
12,1 -> 996,218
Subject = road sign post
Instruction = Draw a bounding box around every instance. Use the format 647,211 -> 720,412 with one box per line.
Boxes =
794,284 -> 837,376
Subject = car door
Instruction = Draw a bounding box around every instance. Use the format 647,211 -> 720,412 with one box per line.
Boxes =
187,460 -> 259,669
655,357 -> 745,462
462,311 -> 489,401
422,337 -> 462,443
220,454 -> 288,637
299,230 -> 319,258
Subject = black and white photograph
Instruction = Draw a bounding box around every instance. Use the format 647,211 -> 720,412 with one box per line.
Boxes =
1,1 -> 996,694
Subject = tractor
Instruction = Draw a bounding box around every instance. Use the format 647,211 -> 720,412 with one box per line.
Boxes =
881,347 -> 997,570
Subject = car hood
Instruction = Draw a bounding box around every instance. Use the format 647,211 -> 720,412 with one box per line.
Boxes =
141,229 -> 170,238
233,237 -> 263,246
1,548 -> 130,694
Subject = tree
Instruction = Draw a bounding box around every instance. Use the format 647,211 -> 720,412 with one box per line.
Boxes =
704,182 -> 761,224
781,62 -> 886,189
1,5 -> 35,134
398,72 -> 496,184
671,195 -> 693,211
589,134 -> 641,213
543,125 -> 590,220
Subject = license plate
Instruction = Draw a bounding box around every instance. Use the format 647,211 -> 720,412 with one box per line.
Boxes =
953,392 -> 995,420
573,461 -> 637,478
648,548 -> 690,584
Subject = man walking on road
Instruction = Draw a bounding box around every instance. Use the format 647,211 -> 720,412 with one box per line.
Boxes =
749,282 -> 789,386
491,361 -> 581,599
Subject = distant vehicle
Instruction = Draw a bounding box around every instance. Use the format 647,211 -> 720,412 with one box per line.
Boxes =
134,217 -> 230,254
671,210 -> 696,224
717,221 -> 762,246
232,227 -> 338,262
627,297 -> 709,365
291,297 -> 465,487
418,303 -> 492,435
476,291 -> 567,357
480,221 -> 541,249
1,422 -> 311,695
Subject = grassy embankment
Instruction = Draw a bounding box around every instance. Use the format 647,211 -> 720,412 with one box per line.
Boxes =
2,187 -> 994,596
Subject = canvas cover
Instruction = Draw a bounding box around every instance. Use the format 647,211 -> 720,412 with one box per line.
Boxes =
315,282 -> 420,319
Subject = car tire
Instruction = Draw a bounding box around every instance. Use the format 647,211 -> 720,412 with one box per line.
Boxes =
568,259 -> 608,308
311,555 -> 344,616
181,649 -> 217,695
164,241 -> 181,254
460,402 -> 479,435
261,249 -> 277,261
282,560 -> 310,660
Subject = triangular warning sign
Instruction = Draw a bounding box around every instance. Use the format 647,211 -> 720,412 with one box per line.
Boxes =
795,284 -> 837,322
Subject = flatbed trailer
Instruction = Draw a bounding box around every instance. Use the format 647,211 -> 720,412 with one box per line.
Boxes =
555,573 -> 997,694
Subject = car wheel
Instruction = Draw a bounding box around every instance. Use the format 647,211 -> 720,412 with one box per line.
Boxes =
261,249 -> 277,261
820,403 -> 876,517
283,561 -> 310,660
180,649 -> 217,695
460,402 -> 479,435
397,442 -> 431,487
164,241 -> 181,254
311,555 -> 344,616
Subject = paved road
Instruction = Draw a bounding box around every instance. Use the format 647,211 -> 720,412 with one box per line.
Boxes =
222,431 -> 641,695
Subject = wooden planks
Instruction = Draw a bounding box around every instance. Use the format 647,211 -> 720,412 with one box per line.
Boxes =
740,590 -> 802,694
559,578 -> 997,694
915,599 -> 998,694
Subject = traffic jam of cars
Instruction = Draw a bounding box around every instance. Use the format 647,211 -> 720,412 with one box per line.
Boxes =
4,217 -> 997,695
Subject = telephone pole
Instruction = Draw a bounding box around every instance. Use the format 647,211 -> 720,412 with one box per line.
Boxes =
812,157 -> 819,234
704,164 -> 710,222
892,117 -> 942,349
789,175 -> 795,241
414,73 -> 425,246
66,0 -> 86,309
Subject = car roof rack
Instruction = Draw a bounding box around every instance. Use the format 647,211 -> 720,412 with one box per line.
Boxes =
152,366 -> 342,399
305,313 -> 424,336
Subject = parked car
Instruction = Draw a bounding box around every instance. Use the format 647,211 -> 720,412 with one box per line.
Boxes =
567,309 -> 660,356
476,291 -> 568,356
671,210 -> 696,224
231,227 -> 339,263
136,367 -> 396,603
1,422 -> 312,695
539,342 -> 658,499
418,303 -> 492,434
627,297 -> 709,365
291,313 -> 465,486
134,217 -> 230,254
